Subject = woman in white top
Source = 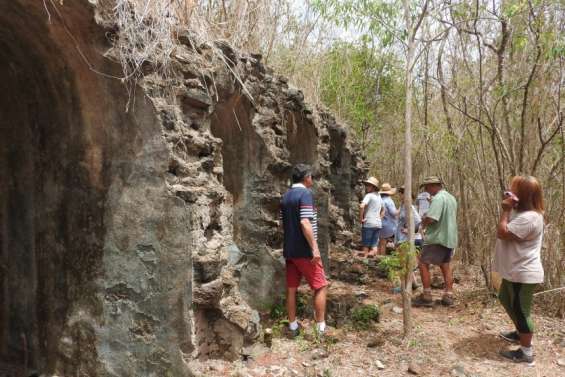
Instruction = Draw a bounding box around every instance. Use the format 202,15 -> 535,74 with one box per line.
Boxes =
494,176 -> 544,365
360,177 -> 384,257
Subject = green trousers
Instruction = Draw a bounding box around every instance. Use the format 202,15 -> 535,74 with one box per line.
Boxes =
498,279 -> 536,334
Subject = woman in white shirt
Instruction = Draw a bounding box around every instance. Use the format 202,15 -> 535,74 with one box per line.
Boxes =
360,177 -> 384,257
494,176 -> 544,365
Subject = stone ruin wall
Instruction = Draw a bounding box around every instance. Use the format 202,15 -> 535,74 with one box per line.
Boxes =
0,1 -> 365,375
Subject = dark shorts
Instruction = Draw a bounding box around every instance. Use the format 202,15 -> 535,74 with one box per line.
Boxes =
380,223 -> 396,239
286,258 -> 328,291
419,244 -> 453,265
362,227 -> 380,247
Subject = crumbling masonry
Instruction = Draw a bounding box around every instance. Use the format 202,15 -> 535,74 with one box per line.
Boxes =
0,1 -> 365,375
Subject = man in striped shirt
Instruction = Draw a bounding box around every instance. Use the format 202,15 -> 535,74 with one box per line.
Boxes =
280,164 -> 328,337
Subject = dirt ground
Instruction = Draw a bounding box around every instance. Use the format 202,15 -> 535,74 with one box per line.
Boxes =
188,255 -> 565,377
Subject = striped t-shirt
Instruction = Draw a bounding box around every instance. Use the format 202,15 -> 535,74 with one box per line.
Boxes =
280,183 -> 318,259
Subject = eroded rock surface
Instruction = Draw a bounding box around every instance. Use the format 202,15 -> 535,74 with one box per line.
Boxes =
0,1 -> 365,375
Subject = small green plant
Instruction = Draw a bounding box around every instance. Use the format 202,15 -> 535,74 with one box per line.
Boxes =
310,326 -> 338,348
268,294 -> 309,320
323,369 -> 332,377
269,301 -> 286,320
271,319 -> 289,338
378,243 -> 420,282
296,334 -> 310,351
351,304 -> 380,330
379,253 -> 403,281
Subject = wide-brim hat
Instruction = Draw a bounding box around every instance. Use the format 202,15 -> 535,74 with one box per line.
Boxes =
379,183 -> 396,195
420,176 -> 443,187
363,176 -> 380,188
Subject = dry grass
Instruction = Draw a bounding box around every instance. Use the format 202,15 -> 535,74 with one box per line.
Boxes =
113,0 -> 179,80
108,1 -> 329,105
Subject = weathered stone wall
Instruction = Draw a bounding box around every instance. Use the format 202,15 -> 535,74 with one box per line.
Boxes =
141,35 -> 367,368
1,1 -> 195,376
0,1 -> 365,376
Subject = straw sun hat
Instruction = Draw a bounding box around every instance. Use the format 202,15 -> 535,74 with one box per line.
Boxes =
379,183 -> 397,195
363,176 -> 380,188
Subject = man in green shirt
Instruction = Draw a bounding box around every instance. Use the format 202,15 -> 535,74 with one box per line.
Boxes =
414,176 -> 458,307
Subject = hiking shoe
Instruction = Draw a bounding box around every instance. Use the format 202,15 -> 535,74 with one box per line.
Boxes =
500,348 -> 535,365
286,324 -> 302,339
441,294 -> 455,307
500,330 -> 520,344
317,326 -> 338,344
412,293 -> 434,307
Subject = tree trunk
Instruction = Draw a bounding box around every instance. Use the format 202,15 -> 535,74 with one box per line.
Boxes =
401,0 -> 417,339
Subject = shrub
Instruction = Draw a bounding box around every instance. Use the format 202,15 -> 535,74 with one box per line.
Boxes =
351,304 -> 380,329
269,301 -> 285,320
378,243 -> 420,282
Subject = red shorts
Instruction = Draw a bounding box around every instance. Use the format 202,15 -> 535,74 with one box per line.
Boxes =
286,258 -> 328,291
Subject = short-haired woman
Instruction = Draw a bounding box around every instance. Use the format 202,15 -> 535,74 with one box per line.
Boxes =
494,176 -> 544,365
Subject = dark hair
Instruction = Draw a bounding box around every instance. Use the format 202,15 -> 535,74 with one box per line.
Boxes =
398,187 -> 416,200
292,164 -> 312,183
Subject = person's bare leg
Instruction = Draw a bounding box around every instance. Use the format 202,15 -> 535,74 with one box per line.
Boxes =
313,286 -> 327,323
368,246 -> 378,256
377,238 -> 387,255
361,246 -> 369,257
519,333 -> 533,347
439,262 -> 453,293
418,262 -> 431,289
411,271 -> 419,288
287,287 -> 297,323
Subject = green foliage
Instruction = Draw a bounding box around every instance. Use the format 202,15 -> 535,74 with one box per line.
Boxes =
319,41 -> 404,143
268,294 -> 308,323
512,34 -> 528,53
502,0 -> 528,19
379,243 -> 419,282
450,1 -> 474,21
548,38 -> 565,59
312,0 -> 401,46
269,301 -> 286,320
271,319 -> 289,338
350,304 -> 380,329
320,42 -> 377,127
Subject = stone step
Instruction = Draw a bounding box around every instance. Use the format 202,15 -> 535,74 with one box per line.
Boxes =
329,250 -> 388,284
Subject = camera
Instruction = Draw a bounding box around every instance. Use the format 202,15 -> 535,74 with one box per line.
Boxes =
504,191 -> 519,202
